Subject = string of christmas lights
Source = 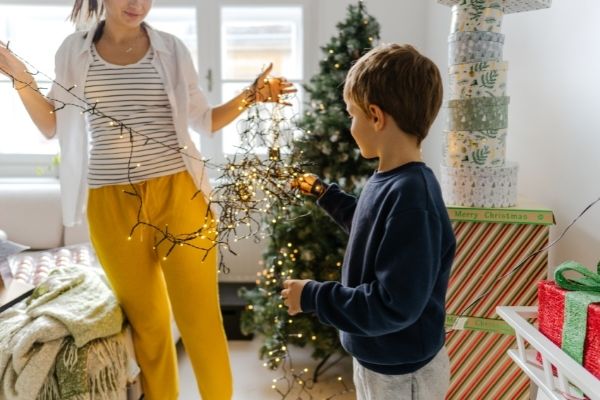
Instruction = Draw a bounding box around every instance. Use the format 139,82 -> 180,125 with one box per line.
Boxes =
0,41 -> 307,272
247,245 -> 354,398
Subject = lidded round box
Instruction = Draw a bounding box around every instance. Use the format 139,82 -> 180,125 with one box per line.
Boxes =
451,5 -> 504,33
447,96 -> 510,131
448,31 -> 505,64
448,61 -> 508,99
443,129 -> 507,167
441,162 -> 518,207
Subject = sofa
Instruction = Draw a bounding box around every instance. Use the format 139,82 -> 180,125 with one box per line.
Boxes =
0,178 -> 89,249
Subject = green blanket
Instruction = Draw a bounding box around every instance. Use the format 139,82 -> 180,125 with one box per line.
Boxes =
0,265 -> 128,400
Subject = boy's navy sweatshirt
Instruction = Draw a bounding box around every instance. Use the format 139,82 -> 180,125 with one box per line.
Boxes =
300,162 -> 456,375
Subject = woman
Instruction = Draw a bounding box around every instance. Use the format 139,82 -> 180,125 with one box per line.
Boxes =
0,0 -> 294,398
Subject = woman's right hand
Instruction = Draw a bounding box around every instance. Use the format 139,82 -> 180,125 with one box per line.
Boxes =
0,40 -> 30,88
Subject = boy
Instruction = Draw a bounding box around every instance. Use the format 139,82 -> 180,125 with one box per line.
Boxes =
282,43 -> 456,400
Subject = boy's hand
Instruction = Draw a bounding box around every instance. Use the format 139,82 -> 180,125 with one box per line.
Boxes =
291,173 -> 328,197
281,279 -> 311,316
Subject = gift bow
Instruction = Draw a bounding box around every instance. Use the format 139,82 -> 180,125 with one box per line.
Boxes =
555,260 -> 600,293
554,261 -> 600,364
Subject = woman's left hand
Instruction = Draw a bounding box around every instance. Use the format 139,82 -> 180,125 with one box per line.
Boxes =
253,63 -> 296,106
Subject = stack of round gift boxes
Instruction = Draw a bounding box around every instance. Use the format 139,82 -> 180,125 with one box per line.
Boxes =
441,0 -> 518,207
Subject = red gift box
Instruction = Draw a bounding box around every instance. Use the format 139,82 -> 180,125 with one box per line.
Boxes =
537,280 -> 600,379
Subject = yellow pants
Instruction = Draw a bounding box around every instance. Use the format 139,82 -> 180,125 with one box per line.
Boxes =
87,171 -> 232,400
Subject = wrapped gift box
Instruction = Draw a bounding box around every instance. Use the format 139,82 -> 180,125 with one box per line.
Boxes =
537,280 -> 600,379
438,0 -> 552,14
446,330 -> 531,399
445,202 -> 553,399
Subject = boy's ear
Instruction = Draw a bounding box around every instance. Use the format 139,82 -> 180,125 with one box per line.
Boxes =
368,104 -> 385,131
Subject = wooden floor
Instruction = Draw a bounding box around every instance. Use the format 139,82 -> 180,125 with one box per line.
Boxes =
177,337 -> 356,400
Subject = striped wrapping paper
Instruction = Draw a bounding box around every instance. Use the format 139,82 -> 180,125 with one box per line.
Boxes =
446,330 -> 530,399
445,211 -> 551,399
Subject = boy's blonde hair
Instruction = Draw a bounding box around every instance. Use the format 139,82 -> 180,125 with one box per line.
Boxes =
343,43 -> 443,145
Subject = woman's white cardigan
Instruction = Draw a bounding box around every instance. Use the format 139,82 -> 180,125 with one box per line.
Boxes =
48,23 -> 214,226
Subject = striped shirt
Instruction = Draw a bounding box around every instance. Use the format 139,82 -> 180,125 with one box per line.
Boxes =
85,44 -> 186,188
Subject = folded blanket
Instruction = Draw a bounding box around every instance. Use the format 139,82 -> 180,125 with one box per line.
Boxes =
0,265 -> 127,400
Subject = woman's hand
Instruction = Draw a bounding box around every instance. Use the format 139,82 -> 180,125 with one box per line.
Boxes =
251,63 -> 296,106
0,40 -> 55,138
0,40 -> 31,89
212,63 -> 297,131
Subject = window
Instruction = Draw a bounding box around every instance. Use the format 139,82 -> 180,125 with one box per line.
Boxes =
0,0 -> 312,177
146,7 -> 197,69
0,5 -> 71,162
220,6 -> 304,155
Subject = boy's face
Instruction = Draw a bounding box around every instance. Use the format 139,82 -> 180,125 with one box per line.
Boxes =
345,98 -> 377,159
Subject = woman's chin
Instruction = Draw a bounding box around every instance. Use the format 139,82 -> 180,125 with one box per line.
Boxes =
122,12 -> 145,25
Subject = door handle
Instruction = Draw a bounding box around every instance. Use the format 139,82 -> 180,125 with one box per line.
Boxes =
206,68 -> 213,92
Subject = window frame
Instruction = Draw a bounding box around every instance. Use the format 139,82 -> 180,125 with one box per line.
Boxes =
0,0 -> 316,178
197,0 -> 315,165
0,1 -> 72,178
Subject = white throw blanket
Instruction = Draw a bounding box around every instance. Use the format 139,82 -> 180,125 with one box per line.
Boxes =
0,265 -> 126,400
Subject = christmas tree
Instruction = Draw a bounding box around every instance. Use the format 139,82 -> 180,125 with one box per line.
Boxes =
239,1 -> 381,384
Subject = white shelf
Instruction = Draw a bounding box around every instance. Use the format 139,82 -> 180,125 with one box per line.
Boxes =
497,306 -> 600,400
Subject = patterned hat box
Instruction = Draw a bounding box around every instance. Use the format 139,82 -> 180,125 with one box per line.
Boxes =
438,0 -> 552,14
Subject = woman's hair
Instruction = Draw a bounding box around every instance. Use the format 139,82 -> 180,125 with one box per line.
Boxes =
69,0 -> 104,24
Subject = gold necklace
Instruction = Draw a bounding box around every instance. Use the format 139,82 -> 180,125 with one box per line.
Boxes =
106,31 -> 146,53
123,34 -> 144,53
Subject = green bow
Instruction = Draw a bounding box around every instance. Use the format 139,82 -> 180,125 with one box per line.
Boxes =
555,260 -> 600,293
554,261 -> 600,364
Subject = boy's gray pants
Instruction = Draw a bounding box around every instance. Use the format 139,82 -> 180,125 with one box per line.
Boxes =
353,347 -> 450,400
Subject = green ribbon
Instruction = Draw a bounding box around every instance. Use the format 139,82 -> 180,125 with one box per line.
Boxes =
554,261 -> 600,364
555,260 -> 600,293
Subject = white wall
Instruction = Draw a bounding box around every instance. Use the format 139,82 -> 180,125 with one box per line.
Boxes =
314,0 -> 427,58
423,0 -> 600,271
